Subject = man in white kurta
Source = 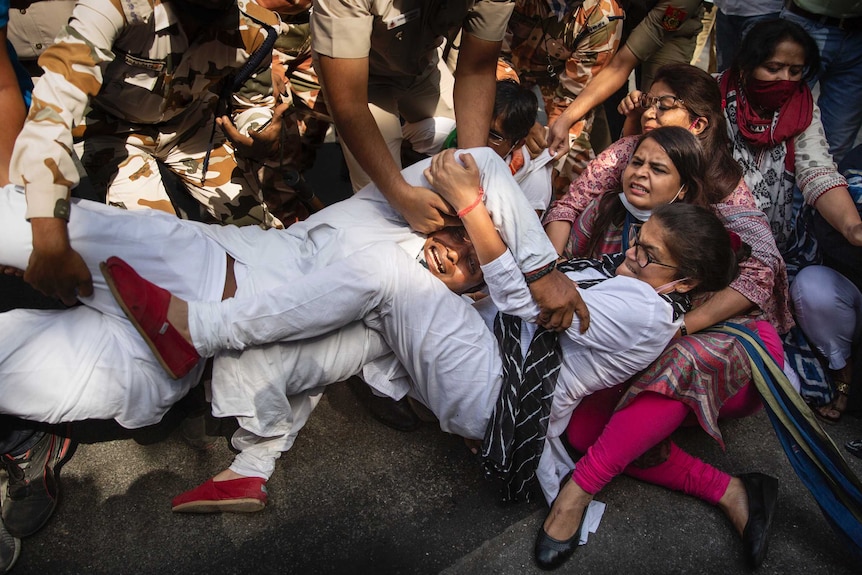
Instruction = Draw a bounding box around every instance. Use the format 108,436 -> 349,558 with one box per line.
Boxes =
0,148 -> 560,478
186,238 -> 681,501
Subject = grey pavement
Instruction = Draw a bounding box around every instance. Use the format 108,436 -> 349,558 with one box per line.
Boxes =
10,383 -> 862,575
5,143 -> 862,574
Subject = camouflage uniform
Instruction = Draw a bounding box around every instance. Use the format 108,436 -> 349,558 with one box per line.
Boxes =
507,0 -> 624,191
263,2 -> 331,224
10,0 -> 282,228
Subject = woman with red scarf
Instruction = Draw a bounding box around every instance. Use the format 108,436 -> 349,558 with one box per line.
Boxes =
719,18 -> 862,423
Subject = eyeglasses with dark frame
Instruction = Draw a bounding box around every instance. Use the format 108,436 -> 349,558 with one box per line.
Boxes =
628,225 -> 678,269
487,129 -> 509,146
639,93 -> 685,112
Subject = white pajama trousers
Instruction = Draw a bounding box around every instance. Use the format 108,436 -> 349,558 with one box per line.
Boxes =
0,185 -> 390,479
791,265 -> 862,371
227,321 -> 388,480
191,242 -> 504,443
0,184 -> 226,428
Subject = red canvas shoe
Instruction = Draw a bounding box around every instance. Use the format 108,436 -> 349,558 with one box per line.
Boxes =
172,477 -> 267,513
100,256 -> 200,379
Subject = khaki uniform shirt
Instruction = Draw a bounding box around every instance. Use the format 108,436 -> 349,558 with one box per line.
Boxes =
625,0 -> 704,63
11,0 -> 279,219
310,0 -> 514,80
6,0 -> 76,61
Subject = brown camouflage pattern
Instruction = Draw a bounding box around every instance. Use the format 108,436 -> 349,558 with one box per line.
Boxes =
11,0 -> 282,227
506,0 -> 623,193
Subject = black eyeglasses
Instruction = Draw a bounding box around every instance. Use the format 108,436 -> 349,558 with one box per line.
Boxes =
639,93 -> 685,112
628,226 -> 678,269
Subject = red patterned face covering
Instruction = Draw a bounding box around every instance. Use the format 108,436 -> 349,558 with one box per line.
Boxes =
744,78 -> 802,115
720,72 -> 813,150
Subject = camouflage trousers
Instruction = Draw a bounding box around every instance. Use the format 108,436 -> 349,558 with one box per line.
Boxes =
74,127 -> 282,229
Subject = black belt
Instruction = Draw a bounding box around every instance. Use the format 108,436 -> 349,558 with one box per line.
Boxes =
787,2 -> 862,32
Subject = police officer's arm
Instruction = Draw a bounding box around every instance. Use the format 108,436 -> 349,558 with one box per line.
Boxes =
452,32 -> 500,148
547,45 -> 639,156
217,0 -> 285,160
10,0 -> 127,303
317,54 -> 457,234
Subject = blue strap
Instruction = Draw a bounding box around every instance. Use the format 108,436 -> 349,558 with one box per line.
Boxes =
708,322 -> 862,559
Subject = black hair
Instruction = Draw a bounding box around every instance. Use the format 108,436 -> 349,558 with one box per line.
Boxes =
730,18 -> 821,83
651,203 -> 749,295
493,80 -> 539,143
651,64 -> 743,203
585,127 -> 706,258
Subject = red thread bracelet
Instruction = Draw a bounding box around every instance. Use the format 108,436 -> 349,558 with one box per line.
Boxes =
457,187 -> 485,218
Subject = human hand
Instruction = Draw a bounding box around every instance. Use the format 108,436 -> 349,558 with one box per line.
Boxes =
25,219 -> 92,306
465,291 -> 488,302
525,122 -> 548,159
0,265 -> 24,277
217,102 -> 292,159
389,182 -> 461,234
617,89 -> 644,118
424,149 -> 482,213
529,268 -> 589,332
546,118 -> 572,160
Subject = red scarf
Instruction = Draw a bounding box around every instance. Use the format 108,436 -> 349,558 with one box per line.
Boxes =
719,72 -> 813,167
508,147 -> 525,176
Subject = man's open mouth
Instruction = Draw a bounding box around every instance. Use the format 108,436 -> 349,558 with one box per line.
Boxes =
429,245 -> 446,274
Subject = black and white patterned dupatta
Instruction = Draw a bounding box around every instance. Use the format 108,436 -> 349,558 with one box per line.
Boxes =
480,253 -> 689,501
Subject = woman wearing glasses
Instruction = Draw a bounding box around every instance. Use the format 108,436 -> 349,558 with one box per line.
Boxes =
539,64 -> 790,570
101,151 -> 746,549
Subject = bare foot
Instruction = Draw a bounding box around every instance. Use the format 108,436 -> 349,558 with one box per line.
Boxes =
816,401 -> 843,422
718,477 -> 749,537
166,295 -> 193,346
543,477 -> 593,541
213,468 -> 247,482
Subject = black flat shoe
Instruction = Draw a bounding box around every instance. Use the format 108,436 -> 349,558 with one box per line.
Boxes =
739,472 -> 779,569
845,439 -> 862,460
534,505 -> 588,571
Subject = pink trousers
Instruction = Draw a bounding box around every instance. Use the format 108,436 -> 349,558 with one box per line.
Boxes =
565,321 -> 784,505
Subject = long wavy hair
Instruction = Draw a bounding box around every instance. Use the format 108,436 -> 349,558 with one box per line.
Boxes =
651,63 -> 743,204
585,126 -> 706,258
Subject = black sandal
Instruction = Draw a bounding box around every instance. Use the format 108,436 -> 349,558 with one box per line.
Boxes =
845,439 -> 862,460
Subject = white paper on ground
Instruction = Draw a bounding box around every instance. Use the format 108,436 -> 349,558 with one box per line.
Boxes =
578,499 -> 606,545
